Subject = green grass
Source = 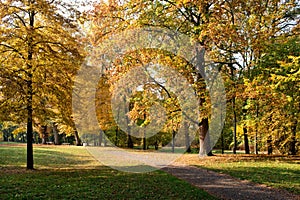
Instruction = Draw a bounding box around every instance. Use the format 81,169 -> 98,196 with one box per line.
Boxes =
197,155 -> 300,194
0,144 -> 217,200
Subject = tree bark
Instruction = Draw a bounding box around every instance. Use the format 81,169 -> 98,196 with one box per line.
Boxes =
184,121 -> 191,153
26,6 -> 35,170
267,135 -> 273,155
40,125 -> 48,144
290,120 -> 297,155
172,130 -> 175,153
254,102 -> 259,154
74,129 -> 82,146
26,98 -> 34,169
243,126 -> 250,154
53,123 -> 59,145
232,98 -> 237,154
99,130 -> 103,146
143,129 -> 146,150
199,118 -> 212,156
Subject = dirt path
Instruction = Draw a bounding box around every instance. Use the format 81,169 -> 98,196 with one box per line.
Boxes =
162,165 -> 299,200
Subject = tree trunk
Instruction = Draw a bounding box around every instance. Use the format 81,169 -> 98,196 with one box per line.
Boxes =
99,130 -> 103,146
172,130 -> 175,153
254,102 -> 259,154
267,135 -> 273,155
74,129 -> 82,146
115,127 -> 119,146
26,6 -> 35,170
290,120 -> 297,155
143,129 -> 146,150
53,123 -> 59,145
243,127 -> 250,154
221,129 -> 224,154
232,98 -> 237,154
127,135 -> 133,148
126,98 -> 133,148
199,118 -> 212,156
103,131 -> 107,146
26,100 -> 34,169
40,125 -> 49,144
184,121 -> 191,153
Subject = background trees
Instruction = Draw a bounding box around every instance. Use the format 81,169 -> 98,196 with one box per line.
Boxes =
86,0 -> 299,155
0,0 -> 298,164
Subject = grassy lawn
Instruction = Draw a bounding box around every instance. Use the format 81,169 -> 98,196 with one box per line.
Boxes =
176,153 -> 300,194
0,144 -> 217,200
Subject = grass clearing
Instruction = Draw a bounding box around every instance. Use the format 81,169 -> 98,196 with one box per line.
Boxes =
0,144 -> 217,199
175,153 -> 300,194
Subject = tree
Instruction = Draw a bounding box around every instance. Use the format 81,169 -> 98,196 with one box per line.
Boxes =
0,0 -> 83,169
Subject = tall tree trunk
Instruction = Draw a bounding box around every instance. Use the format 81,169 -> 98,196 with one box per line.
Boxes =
243,126 -> 250,154
26,7 -> 35,170
196,47 -> 212,157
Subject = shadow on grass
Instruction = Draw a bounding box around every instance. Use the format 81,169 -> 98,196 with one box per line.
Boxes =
0,145 -> 217,199
203,164 -> 300,195
0,165 -> 217,200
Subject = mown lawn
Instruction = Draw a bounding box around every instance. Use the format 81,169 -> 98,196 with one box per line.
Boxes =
176,153 -> 300,194
0,144 -> 217,200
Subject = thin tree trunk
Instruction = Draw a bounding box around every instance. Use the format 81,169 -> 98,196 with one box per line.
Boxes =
172,130 -> 175,153
99,130 -> 103,146
26,7 -> 35,170
290,120 -> 297,155
243,127 -> 250,154
254,102 -> 259,154
221,129 -> 224,154
143,131 -> 146,150
184,121 -> 191,153
232,98 -> 237,154
267,135 -> 272,155
103,131 -> 107,147
126,97 -> 133,148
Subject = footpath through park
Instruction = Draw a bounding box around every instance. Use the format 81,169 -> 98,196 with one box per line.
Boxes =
162,164 -> 299,200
